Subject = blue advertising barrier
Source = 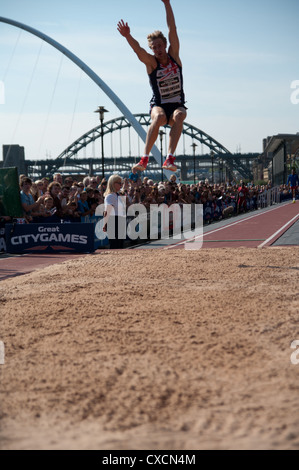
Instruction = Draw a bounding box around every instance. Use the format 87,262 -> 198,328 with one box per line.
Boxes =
5,223 -> 95,254
0,221 -> 6,252
81,214 -> 109,249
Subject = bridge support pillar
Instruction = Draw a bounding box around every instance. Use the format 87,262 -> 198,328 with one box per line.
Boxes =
180,161 -> 188,181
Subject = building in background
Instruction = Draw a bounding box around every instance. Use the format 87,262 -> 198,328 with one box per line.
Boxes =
253,133 -> 299,185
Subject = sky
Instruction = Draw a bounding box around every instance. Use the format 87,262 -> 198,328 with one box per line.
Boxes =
0,0 -> 298,163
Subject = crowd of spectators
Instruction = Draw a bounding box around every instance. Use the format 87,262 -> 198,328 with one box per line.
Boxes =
1,171 -> 297,230
14,171 -> 297,225
18,173 -> 105,224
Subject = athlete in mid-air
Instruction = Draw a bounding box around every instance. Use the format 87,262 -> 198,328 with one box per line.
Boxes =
117,0 -> 187,173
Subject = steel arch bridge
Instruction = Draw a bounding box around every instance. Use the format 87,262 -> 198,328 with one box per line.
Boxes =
0,17 -> 253,180
52,114 -> 252,179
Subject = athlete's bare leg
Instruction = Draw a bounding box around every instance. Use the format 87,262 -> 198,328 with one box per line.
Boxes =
132,106 -> 186,172
144,106 -> 167,155
132,107 -> 167,171
167,107 -> 187,155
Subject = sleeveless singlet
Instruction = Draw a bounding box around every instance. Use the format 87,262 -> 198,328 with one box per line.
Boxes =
148,54 -> 185,107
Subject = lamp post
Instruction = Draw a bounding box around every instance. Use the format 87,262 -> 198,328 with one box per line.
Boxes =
159,129 -> 165,182
210,150 -> 215,184
94,106 -> 109,180
191,142 -> 198,184
219,157 -> 223,183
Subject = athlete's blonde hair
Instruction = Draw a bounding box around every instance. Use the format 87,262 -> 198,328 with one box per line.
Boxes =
147,30 -> 167,48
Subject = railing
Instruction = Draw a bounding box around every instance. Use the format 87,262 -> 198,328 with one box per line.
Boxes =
257,186 -> 281,209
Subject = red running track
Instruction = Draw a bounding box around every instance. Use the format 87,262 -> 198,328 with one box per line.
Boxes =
0,253 -> 86,281
165,201 -> 299,250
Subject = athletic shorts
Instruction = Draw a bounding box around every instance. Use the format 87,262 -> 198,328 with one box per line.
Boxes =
150,102 -> 187,124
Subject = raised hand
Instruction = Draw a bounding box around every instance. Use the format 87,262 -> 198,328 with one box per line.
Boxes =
117,20 -> 130,37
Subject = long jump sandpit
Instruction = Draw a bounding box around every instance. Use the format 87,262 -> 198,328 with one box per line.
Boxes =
1,245 -> 299,450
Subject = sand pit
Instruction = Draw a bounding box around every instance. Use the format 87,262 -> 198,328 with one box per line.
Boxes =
1,247 -> 299,450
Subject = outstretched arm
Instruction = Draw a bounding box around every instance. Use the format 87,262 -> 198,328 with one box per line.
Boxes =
162,0 -> 181,64
117,20 -> 156,71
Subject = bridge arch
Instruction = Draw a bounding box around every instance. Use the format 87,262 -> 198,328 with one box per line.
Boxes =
57,113 -> 232,161
0,17 -> 251,179
0,16 -> 166,174
53,114 -> 251,179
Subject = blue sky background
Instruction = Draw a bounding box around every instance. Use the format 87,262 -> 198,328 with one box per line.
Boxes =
0,0 -> 298,161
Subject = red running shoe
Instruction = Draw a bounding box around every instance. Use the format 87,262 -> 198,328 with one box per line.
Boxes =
132,156 -> 149,172
162,155 -> 177,172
